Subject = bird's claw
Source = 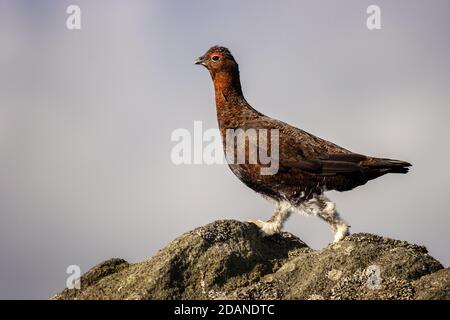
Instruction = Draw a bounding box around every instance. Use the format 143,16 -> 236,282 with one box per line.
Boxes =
333,224 -> 351,243
247,219 -> 277,237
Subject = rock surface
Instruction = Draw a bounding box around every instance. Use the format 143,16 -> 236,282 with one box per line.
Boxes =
52,220 -> 449,300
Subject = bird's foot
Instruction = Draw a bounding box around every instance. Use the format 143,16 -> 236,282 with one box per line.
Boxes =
333,224 -> 350,243
247,219 -> 280,237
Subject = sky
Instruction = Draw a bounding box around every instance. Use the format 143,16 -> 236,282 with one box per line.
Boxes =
0,0 -> 449,299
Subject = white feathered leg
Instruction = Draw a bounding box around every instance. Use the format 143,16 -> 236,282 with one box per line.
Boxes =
315,196 -> 350,243
249,203 -> 291,236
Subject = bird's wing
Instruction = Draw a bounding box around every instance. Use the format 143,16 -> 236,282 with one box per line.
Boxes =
231,117 -> 411,176
230,117 -> 371,175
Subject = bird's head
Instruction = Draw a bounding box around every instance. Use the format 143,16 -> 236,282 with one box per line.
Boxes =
195,46 -> 238,78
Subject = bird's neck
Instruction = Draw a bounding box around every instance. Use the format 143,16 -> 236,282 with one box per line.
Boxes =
212,70 -> 243,102
212,70 -> 257,121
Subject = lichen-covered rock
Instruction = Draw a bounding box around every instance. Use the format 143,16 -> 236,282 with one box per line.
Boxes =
52,220 -> 449,300
233,233 -> 443,300
53,220 -> 308,300
412,268 -> 450,300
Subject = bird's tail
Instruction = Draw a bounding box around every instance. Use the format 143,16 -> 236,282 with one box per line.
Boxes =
364,158 -> 412,174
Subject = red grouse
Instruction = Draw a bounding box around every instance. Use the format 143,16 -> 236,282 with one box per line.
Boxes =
195,46 -> 411,242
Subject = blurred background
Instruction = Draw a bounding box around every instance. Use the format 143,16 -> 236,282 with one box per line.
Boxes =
0,0 -> 449,299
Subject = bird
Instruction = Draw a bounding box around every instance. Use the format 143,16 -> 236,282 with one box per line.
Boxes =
195,46 -> 411,242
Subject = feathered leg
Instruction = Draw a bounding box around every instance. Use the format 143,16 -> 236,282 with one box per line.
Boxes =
315,196 -> 350,243
248,204 -> 291,236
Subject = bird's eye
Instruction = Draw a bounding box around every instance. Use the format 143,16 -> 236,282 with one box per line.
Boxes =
211,55 -> 221,62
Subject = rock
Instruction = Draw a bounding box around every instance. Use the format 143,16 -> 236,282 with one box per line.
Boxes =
412,268 -> 450,300
52,220 -> 449,300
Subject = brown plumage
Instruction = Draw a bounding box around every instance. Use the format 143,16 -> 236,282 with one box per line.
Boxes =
195,46 -> 411,242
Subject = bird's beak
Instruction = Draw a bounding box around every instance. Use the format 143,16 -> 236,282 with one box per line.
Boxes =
194,57 -> 206,67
